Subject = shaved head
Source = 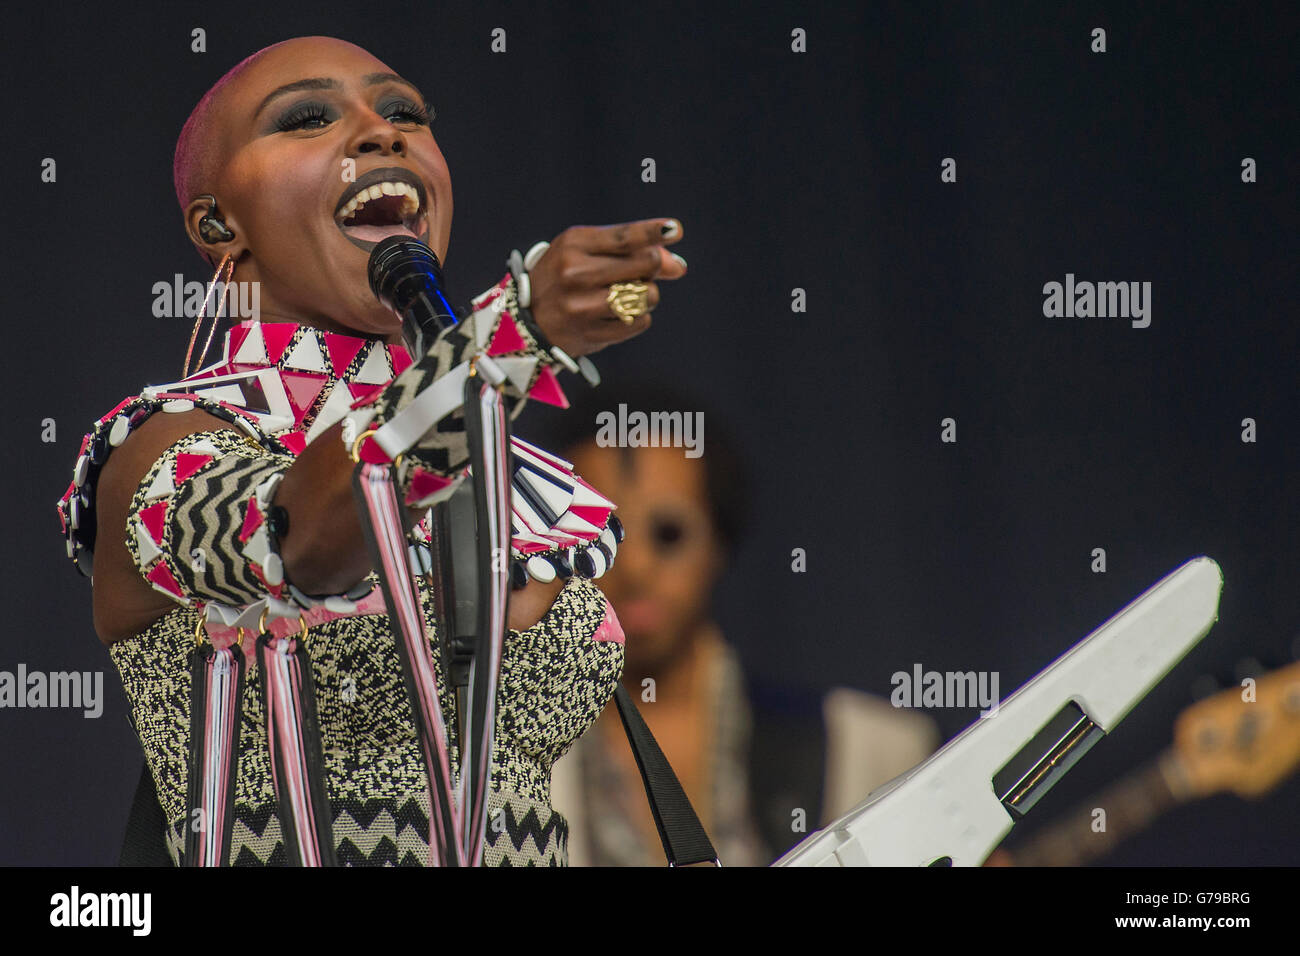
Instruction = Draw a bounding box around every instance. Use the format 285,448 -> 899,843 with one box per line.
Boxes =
172,40 -> 294,216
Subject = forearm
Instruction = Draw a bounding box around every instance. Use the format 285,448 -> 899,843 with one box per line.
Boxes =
273,419 -> 424,595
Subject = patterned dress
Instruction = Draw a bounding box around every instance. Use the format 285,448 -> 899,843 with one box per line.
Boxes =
57,297 -> 625,865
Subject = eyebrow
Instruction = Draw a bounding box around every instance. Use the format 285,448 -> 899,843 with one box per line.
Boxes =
254,72 -> 426,118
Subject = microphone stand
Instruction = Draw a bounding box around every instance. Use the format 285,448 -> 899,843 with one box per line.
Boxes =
367,236 -> 512,865
428,482 -> 478,753
369,236 -> 478,736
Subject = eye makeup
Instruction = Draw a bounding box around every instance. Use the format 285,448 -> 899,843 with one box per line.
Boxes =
268,91 -> 434,135
374,91 -> 435,126
273,101 -> 335,132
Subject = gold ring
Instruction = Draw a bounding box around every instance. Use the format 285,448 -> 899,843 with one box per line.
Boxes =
349,428 -> 377,463
258,609 -> 310,641
607,282 -> 650,325
194,616 -> 245,649
350,427 -> 403,471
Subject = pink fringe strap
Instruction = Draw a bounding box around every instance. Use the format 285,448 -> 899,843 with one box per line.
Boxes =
184,641 -> 245,866
256,629 -> 337,866
352,462 -> 464,866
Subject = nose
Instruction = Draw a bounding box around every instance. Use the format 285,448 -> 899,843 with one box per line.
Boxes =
346,108 -> 406,157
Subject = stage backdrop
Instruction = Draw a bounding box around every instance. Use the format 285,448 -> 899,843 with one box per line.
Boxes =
2,0 -> 1296,864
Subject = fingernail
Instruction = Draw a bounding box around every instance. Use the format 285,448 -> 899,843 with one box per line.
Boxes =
661,219 -> 681,239
671,253 -> 688,270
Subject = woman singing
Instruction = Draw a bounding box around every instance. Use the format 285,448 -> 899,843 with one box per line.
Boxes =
55,35 -> 686,866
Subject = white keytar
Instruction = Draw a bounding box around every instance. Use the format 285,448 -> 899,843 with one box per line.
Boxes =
776,556 -> 1223,867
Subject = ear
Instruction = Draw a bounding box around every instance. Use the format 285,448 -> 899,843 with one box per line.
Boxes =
183,196 -> 248,264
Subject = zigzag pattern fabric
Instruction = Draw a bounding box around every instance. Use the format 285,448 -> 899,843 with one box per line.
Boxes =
162,791 -> 571,866
482,791 -> 570,867
110,573 -> 621,866
126,430 -> 292,607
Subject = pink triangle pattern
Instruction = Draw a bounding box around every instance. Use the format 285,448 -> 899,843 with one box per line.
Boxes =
347,382 -> 386,407
261,324 -> 298,363
513,539 -> 553,555
404,467 -> 454,506
63,283 -> 627,597
535,530 -> 580,549
57,484 -> 72,535
238,497 -> 264,543
388,346 -> 412,376
174,453 -> 213,484
357,436 -> 392,464
487,316 -> 529,356
324,333 -> 365,378
572,475 -> 615,508
97,397 -> 134,425
145,561 -> 185,601
568,504 -> 612,527
249,562 -> 284,600
471,274 -> 510,308
278,431 -> 308,456
138,500 -> 169,544
280,371 -> 328,423
527,366 -> 569,408
592,604 -> 625,644
227,325 -> 250,362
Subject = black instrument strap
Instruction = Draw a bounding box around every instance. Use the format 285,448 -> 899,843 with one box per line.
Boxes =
612,683 -> 720,866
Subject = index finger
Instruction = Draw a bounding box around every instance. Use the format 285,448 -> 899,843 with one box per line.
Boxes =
575,218 -> 684,255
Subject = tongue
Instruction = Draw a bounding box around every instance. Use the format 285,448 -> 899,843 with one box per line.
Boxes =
343,223 -> 418,243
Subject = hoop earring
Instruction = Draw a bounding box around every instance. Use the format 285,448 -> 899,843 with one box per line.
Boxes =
182,253 -> 236,379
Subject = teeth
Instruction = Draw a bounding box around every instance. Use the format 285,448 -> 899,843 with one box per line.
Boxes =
335,180 -> 423,223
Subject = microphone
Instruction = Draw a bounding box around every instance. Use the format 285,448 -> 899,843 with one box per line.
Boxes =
367,236 -> 460,358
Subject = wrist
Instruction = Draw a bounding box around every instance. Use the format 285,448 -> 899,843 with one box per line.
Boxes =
467,272 -> 571,405
505,246 -> 601,387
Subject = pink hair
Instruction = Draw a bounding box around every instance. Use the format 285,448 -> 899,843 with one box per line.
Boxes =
172,40 -> 295,213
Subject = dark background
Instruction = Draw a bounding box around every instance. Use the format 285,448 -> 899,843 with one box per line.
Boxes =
2,1 -> 1295,865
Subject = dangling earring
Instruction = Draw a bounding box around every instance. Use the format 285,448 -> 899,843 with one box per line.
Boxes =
182,253 -> 236,379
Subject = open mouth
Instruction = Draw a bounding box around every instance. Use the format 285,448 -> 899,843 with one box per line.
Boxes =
334,166 -> 430,252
